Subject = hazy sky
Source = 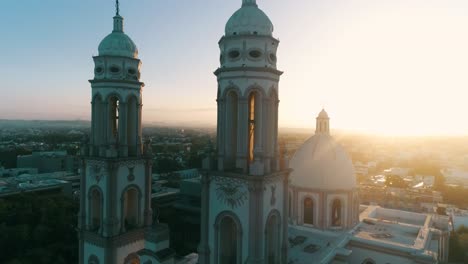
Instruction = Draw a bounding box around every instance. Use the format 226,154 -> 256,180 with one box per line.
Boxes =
2,0 -> 468,135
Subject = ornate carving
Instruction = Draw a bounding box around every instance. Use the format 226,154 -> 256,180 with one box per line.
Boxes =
270,185 -> 276,206
127,166 -> 135,181
92,165 -> 104,183
119,159 -> 144,167
214,176 -> 248,209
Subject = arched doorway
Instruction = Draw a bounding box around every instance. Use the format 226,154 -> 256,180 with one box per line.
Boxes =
89,187 -> 102,232
122,187 -> 140,230
216,213 -> 242,264
219,216 -> 238,264
265,212 -> 281,264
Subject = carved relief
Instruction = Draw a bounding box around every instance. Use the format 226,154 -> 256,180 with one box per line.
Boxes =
214,177 -> 248,209
270,185 -> 276,206
92,165 -> 104,183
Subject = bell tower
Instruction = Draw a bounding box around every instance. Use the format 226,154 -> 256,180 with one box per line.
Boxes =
77,2 -> 164,264
199,1 -> 290,263
316,109 -> 330,135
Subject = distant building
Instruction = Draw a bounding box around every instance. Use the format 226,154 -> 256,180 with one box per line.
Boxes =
0,167 -> 38,177
384,167 -> 411,177
17,151 -> 79,173
0,171 -> 73,198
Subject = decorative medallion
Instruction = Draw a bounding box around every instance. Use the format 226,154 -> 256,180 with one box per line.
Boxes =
270,185 -> 276,206
127,166 -> 135,182
215,177 -> 247,209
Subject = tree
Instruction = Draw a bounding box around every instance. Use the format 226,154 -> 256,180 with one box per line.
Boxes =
0,193 -> 78,263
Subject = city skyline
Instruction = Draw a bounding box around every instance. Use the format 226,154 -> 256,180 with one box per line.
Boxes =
2,0 -> 468,136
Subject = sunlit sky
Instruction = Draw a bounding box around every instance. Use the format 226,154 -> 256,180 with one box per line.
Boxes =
1,0 -> 468,136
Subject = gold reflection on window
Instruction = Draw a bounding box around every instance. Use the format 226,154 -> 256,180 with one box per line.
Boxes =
248,94 -> 256,163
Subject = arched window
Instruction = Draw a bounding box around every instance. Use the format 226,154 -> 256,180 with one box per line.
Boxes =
304,197 -> 314,225
109,96 -> 120,141
124,253 -> 140,264
88,255 -> 99,264
225,90 -> 238,168
89,187 -> 102,232
331,199 -> 342,227
361,258 -> 376,264
265,212 -> 281,264
219,216 -> 238,264
123,187 -> 140,230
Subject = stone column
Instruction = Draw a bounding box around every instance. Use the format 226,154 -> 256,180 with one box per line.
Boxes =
273,98 -> 279,171
281,173 -> 290,263
104,162 -> 119,237
198,173 -> 211,264
90,101 -> 95,156
99,101 -> 108,157
217,99 -> 225,171
236,98 -> 249,172
246,180 -> 264,264
118,102 -> 128,157
263,97 -> 272,173
293,187 -> 299,224
144,159 -> 153,227
78,159 -> 86,264
225,96 -> 236,169
136,103 -> 143,156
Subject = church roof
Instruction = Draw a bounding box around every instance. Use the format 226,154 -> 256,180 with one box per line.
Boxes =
290,134 -> 356,190
290,110 -> 355,190
225,1 -> 274,36
317,109 -> 329,119
98,11 -> 138,58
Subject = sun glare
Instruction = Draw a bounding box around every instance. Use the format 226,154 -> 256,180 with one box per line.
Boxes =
278,0 -> 468,136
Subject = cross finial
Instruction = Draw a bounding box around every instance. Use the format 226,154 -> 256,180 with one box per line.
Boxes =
116,0 -> 120,16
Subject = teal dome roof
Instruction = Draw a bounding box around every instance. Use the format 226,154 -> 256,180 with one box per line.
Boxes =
98,32 -> 138,58
225,5 -> 273,36
98,15 -> 138,58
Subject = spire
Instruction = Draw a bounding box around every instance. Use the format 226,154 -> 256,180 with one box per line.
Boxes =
242,0 -> 257,7
116,0 -> 120,16
316,109 -> 330,135
113,0 -> 124,32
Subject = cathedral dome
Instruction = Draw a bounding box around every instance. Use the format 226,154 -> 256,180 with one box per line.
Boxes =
98,15 -> 138,58
318,109 -> 329,118
290,111 -> 356,190
290,135 -> 356,190
225,3 -> 274,36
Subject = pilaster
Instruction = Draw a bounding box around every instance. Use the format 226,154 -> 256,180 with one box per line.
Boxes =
198,173 -> 212,264
246,180 -> 264,264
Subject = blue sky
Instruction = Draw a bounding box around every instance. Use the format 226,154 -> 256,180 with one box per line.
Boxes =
2,0 -> 468,135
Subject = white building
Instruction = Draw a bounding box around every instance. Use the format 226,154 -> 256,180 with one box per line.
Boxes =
288,110 -> 450,264
78,2 -> 174,264
198,0 -> 289,263
193,1 -> 450,263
